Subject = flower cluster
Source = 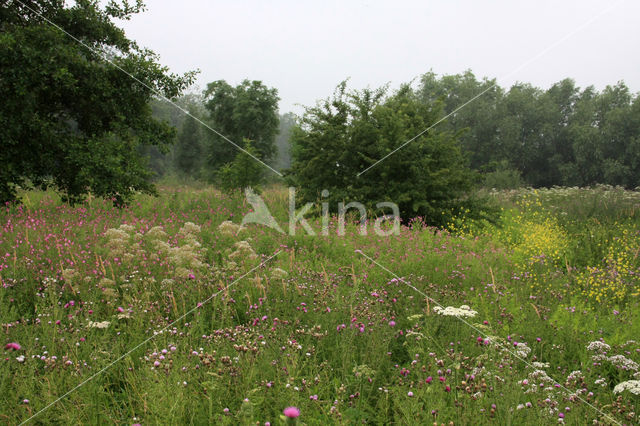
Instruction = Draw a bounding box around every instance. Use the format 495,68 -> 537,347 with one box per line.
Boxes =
613,380 -> 640,396
433,304 -> 477,318
218,221 -> 245,236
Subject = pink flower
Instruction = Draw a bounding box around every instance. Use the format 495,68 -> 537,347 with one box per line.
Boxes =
4,342 -> 21,351
283,406 -> 300,418
117,306 -> 124,313
388,321 -> 396,327
425,376 -> 433,384
188,273 -> 196,280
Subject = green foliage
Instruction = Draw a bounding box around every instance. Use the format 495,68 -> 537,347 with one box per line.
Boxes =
216,140 -> 265,192
202,79 -> 280,173
174,115 -> 204,178
287,81 -> 493,226
271,112 -> 297,172
1,185 -> 639,424
418,70 -> 503,170
482,160 -> 524,190
417,71 -> 640,189
0,0 -> 196,205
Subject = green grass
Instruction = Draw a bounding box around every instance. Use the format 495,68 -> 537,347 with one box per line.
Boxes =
0,185 -> 638,425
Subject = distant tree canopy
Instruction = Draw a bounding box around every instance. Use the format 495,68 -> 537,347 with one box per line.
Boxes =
217,139 -> 265,192
272,112 -> 296,171
0,0 -> 196,205
418,70 -> 640,189
174,115 -> 203,178
287,82 -> 492,226
202,79 -> 280,174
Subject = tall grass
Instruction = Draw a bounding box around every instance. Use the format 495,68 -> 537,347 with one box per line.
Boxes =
0,185 -> 638,424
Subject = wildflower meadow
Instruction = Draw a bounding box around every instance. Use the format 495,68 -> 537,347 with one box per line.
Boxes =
1,185 -> 639,425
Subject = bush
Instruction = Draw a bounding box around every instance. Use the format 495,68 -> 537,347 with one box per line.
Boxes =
216,139 -> 265,192
287,82 -> 496,226
482,160 -> 524,189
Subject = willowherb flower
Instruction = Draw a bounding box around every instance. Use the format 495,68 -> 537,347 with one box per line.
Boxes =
433,305 -> 478,318
613,380 -> 640,395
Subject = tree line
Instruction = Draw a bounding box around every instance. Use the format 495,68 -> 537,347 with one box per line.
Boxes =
158,71 -> 640,194
2,1 -> 638,225
418,71 -> 640,189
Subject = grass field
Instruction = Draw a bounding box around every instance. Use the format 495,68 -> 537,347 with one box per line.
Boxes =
1,185 -> 639,425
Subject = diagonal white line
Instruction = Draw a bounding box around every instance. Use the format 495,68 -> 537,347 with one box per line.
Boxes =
19,250 -> 282,425
12,0 -> 283,177
355,249 -> 622,425
357,0 -> 625,177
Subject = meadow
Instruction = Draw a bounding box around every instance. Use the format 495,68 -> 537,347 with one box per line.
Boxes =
1,184 -> 639,425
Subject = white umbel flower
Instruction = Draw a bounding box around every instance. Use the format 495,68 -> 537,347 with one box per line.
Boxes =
613,380 -> 640,395
87,320 -> 111,329
433,305 -> 478,318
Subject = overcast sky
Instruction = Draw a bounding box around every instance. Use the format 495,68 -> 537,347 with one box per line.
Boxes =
117,0 -> 639,114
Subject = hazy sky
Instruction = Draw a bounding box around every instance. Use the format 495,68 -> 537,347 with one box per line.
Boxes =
117,0 -> 639,114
